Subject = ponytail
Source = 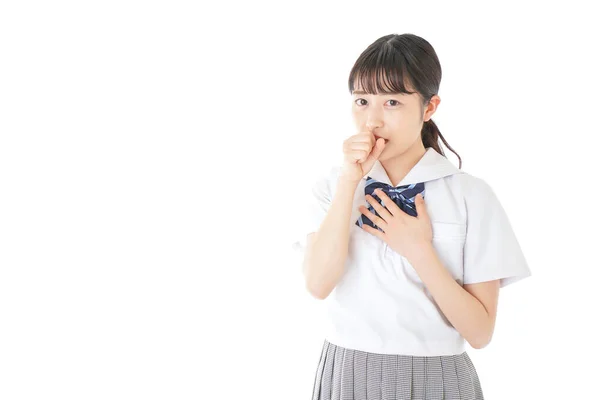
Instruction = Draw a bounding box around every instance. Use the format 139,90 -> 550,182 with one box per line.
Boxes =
421,119 -> 462,169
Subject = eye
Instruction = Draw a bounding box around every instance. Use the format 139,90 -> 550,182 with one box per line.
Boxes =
354,98 -> 401,107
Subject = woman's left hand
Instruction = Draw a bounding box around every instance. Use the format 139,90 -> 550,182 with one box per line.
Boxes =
358,189 -> 433,261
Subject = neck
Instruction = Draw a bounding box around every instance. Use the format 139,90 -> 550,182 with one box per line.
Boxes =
380,140 -> 427,187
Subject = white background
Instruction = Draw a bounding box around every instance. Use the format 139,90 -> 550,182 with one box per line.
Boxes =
1,1 -> 598,399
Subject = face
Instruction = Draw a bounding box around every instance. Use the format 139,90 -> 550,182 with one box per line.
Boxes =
351,80 -> 440,160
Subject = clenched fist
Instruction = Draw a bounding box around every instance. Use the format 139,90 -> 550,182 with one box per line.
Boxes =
340,131 -> 387,183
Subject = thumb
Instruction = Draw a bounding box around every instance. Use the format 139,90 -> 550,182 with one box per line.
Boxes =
362,138 -> 386,170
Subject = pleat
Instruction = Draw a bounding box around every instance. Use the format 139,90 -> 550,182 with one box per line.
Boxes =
454,353 -> 477,400
366,352 -> 383,400
381,353 -> 398,400
411,356 -> 426,399
340,348 -> 355,400
312,340 -> 330,400
440,353 -> 461,399
463,352 -> 484,400
396,354 -> 412,399
424,356 -> 444,399
320,341 -> 337,400
353,349 -> 368,400
312,341 -> 484,400
331,346 -> 344,400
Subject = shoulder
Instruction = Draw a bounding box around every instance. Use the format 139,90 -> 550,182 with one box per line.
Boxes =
448,172 -> 507,219
328,165 -> 343,181
306,165 -> 343,201
449,171 -> 498,202
314,164 -> 343,188
311,164 -> 342,183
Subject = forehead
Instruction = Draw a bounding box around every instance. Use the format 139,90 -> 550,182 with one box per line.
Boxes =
352,89 -> 410,96
352,76 -> 417,97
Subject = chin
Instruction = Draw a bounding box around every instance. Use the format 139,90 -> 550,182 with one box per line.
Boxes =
383,145 -> 409,159
378,149 -> 391,161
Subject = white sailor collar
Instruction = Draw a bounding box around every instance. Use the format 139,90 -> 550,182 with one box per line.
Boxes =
364,147 -> 464,187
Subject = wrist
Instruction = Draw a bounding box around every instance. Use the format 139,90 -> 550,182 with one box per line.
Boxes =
406,241 -> 436,265
337,176 -> 361,187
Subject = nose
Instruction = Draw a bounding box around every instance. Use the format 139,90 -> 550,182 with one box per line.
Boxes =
365,112 -> 383,132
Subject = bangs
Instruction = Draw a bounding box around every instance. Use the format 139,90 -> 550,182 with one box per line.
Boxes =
348,47 -> 418,96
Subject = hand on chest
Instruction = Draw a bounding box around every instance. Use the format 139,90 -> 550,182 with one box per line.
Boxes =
349,181 -> 467,284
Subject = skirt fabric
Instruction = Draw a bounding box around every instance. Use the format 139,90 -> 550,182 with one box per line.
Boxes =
312,340 -> 484,400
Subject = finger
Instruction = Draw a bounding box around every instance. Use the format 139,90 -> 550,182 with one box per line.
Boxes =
359,219 -> 386,238
365,194 -> 392,222
359,204 -> 381,223
354,132 -> 375,144
348,142 -> 371,152
372,189 -> 401,217
354,131 -> 375,148
373,138 -> 386,159
363,138 -> 386,165
359,203 -> 387,228
347,150 -> 369,163
415,193 -> 429,221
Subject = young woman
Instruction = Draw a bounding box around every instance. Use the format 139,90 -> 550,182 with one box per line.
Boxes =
292,33 -> 531,400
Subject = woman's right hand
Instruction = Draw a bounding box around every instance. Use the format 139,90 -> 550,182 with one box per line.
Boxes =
340,131 -> 387,183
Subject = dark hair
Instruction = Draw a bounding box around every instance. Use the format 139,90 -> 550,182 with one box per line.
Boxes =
347,33 -> 462,169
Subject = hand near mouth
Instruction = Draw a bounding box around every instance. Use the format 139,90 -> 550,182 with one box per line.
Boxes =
340,131 -> 387,182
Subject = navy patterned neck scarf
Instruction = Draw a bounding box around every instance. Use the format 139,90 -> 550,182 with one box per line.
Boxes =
356,177 -> 426,231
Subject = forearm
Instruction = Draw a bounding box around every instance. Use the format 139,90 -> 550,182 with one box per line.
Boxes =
304,177 -> 359,299
407,243 -> 492,349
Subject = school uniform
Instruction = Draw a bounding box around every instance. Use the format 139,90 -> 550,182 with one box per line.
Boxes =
292,147 -> 532,400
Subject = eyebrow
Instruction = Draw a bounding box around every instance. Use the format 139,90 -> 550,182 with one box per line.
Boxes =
352,90 -> 405,95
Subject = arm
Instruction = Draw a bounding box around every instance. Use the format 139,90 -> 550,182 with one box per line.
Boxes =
303,177 -> 359,300
408,243 -> 500,349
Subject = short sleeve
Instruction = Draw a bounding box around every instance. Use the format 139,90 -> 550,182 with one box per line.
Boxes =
291,167 -> 337,254
463,177 -> 532,288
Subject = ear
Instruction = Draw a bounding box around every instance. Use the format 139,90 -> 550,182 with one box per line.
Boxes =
423,95 -> 441,121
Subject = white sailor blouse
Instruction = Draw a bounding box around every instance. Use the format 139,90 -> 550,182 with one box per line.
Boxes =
292,147 -> 532,356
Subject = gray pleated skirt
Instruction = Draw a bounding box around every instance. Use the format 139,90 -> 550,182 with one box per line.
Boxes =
312,339 -> 484,400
